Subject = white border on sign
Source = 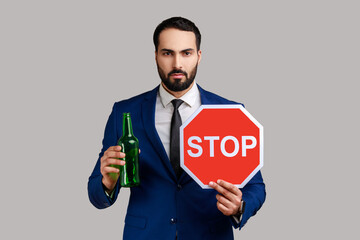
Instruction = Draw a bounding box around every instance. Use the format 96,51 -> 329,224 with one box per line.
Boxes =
180,104 -> 264,189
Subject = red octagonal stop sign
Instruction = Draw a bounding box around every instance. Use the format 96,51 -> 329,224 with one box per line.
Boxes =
180,105 -> 263,189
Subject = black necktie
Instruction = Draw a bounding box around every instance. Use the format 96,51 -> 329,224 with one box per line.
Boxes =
170,99 -> 184,179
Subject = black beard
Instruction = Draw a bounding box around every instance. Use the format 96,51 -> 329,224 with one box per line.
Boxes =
157,64 -> 198,92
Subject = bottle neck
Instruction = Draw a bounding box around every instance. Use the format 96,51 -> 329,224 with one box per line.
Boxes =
122,113 -> 134,137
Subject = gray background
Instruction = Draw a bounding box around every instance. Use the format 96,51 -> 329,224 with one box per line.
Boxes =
1,0 -> 359,239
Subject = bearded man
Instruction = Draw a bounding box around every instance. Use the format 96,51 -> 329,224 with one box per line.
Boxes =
88,16 -> 266,240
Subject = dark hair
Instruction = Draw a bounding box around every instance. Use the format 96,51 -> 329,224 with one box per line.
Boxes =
153,17 -> 201,51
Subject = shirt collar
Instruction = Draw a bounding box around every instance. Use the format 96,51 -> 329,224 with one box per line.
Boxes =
159,81 -> 200,108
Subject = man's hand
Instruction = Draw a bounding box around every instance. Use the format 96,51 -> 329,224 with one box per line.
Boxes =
209,180 -> 243,216
100,146 -> 126,193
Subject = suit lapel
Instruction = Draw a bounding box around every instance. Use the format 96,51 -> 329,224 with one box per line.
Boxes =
141,86 -> 177,180
198,85 -> 212,104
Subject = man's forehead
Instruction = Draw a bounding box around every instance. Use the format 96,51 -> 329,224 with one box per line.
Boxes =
158,28 -> 197,51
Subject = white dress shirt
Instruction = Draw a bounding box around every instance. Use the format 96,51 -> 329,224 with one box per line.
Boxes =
155,82 -> 201,159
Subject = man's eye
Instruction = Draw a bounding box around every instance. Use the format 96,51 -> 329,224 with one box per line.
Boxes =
184,52 -> 191,56
163,52 -> 171,56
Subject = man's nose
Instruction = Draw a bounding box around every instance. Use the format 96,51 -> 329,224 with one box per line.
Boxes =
172,54 -> 182,69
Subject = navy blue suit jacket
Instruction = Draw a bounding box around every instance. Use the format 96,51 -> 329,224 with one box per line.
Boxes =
88,85 -> 266,240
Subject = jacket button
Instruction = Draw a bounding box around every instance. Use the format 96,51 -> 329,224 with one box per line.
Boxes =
177,184 -> 182,190
170,218 -> 177,224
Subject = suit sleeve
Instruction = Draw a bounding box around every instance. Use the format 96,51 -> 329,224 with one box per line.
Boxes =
230,171 -> 266,230
87,103 -> 121,209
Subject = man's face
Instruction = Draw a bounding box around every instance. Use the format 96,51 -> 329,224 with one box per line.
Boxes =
155,28 -> 201,93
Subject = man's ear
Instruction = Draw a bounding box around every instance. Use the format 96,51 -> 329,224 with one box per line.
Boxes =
197,50 -> 202,64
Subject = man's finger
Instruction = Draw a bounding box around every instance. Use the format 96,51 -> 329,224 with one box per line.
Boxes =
104,151 -> 126,159
209,181 -> 226,195
216,179 -> 241,196
209,181 -> 233,199
106,145 -> 122,152
209,180 -> 241,204
103,166 -> 120,174
216,201 -> 233,216
216,194 -> 233,207
105,158 -> 126,166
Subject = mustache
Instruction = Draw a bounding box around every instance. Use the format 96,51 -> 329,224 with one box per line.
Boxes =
168,69 -> 188,78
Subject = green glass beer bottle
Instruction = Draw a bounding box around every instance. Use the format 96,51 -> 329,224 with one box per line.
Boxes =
113,113 -> 140,187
